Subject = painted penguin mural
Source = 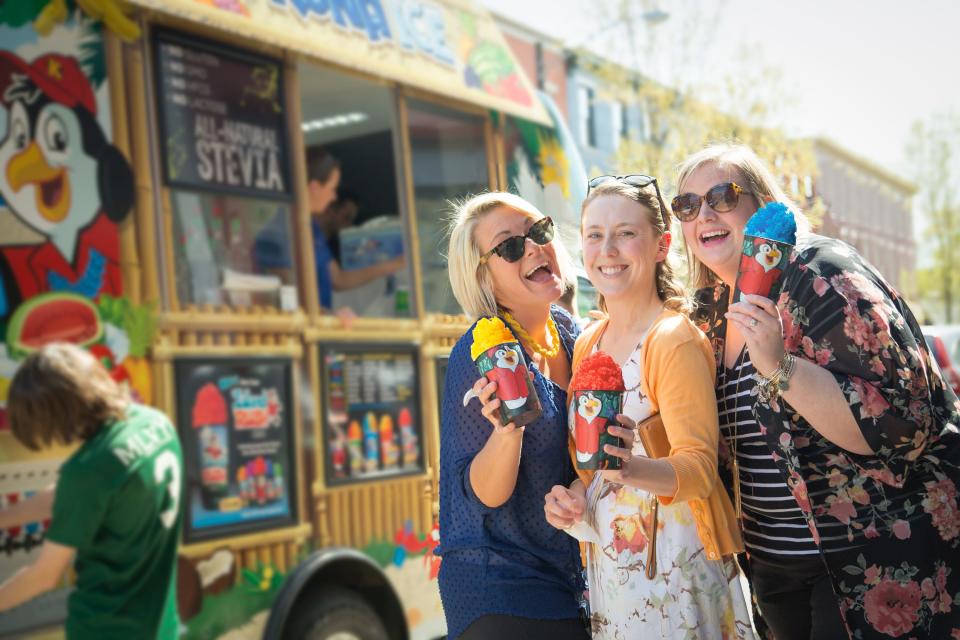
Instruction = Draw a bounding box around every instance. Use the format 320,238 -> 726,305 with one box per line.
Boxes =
0,14 -> 152,430
0,50 -> 133,303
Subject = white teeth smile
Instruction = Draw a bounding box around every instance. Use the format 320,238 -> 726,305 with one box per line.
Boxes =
599,265 -> 626,275
700,230 -> 729,242
524,263 -> 550,278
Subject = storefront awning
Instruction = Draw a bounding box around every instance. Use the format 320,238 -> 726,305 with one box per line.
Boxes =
129,0 -> 551,125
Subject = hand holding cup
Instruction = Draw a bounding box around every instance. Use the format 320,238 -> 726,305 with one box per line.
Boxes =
600,414 -> 637,483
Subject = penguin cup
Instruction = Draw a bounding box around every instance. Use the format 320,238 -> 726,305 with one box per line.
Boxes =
571,390 -> 624,470
475,342 -> 542,428
733,236 -> 793,304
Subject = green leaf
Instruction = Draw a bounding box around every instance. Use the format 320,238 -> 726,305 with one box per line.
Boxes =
125,302 -> 157,357
241,568 -> 260,586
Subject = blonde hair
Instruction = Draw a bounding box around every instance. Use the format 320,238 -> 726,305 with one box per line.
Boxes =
581,180 -> 691,315
446,192 -> 575,320
676,144 -> 811,289
8,343 -> 128,450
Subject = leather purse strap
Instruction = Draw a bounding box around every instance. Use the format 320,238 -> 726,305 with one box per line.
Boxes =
636,411 -> 667,580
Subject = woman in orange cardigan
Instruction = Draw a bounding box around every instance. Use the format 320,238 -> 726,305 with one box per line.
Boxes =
543,177 -> 753,638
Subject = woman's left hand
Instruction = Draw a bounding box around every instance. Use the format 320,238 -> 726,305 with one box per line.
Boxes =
599,414 -> 636,483
726,294 -> 785,377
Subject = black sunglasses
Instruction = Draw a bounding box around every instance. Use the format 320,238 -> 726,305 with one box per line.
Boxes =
478,216 -> 555,265
587,174 -> 671,231
670,182 -> 754,222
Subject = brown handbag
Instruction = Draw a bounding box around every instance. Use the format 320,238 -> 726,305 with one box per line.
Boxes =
635,411 -> 669,579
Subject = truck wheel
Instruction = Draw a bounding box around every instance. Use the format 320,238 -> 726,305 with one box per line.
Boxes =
287,588 -> 390,640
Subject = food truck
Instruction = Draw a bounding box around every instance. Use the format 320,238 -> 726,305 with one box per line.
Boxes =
0,1 -> 586,638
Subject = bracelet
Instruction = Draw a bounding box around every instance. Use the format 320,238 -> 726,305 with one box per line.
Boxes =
756,352 -> 796,404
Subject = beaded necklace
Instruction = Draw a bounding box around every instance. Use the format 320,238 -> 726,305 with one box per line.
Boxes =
501,311 -> 560,359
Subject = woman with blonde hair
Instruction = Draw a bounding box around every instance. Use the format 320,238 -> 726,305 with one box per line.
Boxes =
436,192 -> 591,639
676,143 -> 960,639
542,175 -> 754,638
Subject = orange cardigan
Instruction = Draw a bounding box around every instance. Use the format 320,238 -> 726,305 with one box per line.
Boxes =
567,309 -> 743,560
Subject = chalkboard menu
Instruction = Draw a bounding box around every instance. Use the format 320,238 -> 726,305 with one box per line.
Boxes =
319,343 -> 423,485
153,29 -> 291,199
174,357 -> 298,542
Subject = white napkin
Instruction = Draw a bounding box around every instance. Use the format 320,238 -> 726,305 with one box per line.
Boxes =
563,519 -> 601,544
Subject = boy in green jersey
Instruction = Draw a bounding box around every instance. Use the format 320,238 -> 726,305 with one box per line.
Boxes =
0,343 -> 183,639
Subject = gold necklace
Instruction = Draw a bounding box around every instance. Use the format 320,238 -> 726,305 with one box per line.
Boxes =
502,311 -> 560,358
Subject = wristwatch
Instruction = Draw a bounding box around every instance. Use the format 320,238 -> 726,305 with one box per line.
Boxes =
756,352 -> 797,404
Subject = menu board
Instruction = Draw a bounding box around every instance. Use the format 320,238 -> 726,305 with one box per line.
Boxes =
153,29 -> 291,199
174,358 -> 297,541
320,344 -> 422,485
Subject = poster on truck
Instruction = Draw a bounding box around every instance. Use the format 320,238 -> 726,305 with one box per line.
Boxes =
153,28 -> 291,199
174,357 -> 297,542
320,343 -> 423,485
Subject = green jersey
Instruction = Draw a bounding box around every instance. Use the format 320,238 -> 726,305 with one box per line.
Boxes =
45,404 -> 183,640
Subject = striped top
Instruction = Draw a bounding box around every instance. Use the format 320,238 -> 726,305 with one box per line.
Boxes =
718,353 -> 819,558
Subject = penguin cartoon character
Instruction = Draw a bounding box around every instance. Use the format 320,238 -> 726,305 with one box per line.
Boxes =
0,52 -> 134,303
573,391 -> 604,463
483,344 -> 530,410
737,239 -> 784,301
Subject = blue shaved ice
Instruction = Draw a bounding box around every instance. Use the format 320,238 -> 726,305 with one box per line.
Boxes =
744,202 -> 797,245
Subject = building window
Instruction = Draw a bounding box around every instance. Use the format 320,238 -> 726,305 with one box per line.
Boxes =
578,86 -> 597,148
638,103 -> 651,142
609,102 -> 621,149
620,102 -> 629,139
534,42 -> 545,90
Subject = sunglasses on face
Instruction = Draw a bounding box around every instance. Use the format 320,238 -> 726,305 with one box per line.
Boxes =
670,182 -> 754,222
478,216 -> 555,265
587,174 -> 671,231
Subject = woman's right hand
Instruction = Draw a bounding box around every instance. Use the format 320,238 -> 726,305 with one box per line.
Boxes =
472,377 -> 523,436
543,484 -> 586,530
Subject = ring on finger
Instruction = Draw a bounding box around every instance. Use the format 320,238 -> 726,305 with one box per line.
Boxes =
749,317 -> 759,327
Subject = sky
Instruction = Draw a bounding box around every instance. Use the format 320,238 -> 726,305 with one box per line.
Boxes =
481,0 -> 960,180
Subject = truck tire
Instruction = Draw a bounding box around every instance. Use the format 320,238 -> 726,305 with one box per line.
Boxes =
286,587 -> 390,640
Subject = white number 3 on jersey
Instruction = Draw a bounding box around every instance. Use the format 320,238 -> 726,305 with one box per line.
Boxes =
154,451 -> 181,529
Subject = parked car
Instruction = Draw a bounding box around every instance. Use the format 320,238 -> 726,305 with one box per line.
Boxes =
921,325 -> 960,395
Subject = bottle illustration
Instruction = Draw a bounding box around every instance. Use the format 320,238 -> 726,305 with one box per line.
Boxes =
330,431 -> 347,477
237,466 -> 249,504
192,383 -> 230,510
379,413 -> 398,470
363,411 -> 380,473
273,462 -> 284,499
399,407 -> 419,467
347,420 -> 363,476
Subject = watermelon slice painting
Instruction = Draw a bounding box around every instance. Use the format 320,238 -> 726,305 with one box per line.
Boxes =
6,292 -> 103,358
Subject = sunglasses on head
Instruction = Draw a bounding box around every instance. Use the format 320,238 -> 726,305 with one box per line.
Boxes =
587,174 -> 671,230
478,216 -> 555,265
670,182 -> 754,222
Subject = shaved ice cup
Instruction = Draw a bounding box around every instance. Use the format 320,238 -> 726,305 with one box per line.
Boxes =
475,342 -> 542,428
733,236 -> 793,303
571,390 -> 623,470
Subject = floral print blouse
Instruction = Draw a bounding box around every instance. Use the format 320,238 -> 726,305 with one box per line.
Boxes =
694,234 -> 960,639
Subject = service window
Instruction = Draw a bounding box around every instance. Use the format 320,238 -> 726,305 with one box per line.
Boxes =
320,343 -> 423,485
153,30 -> 298,310
299,62 -> 413,318
405,99 -> 490,316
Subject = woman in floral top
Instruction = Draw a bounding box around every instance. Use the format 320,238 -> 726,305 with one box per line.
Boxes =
676,144 -> 960,639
